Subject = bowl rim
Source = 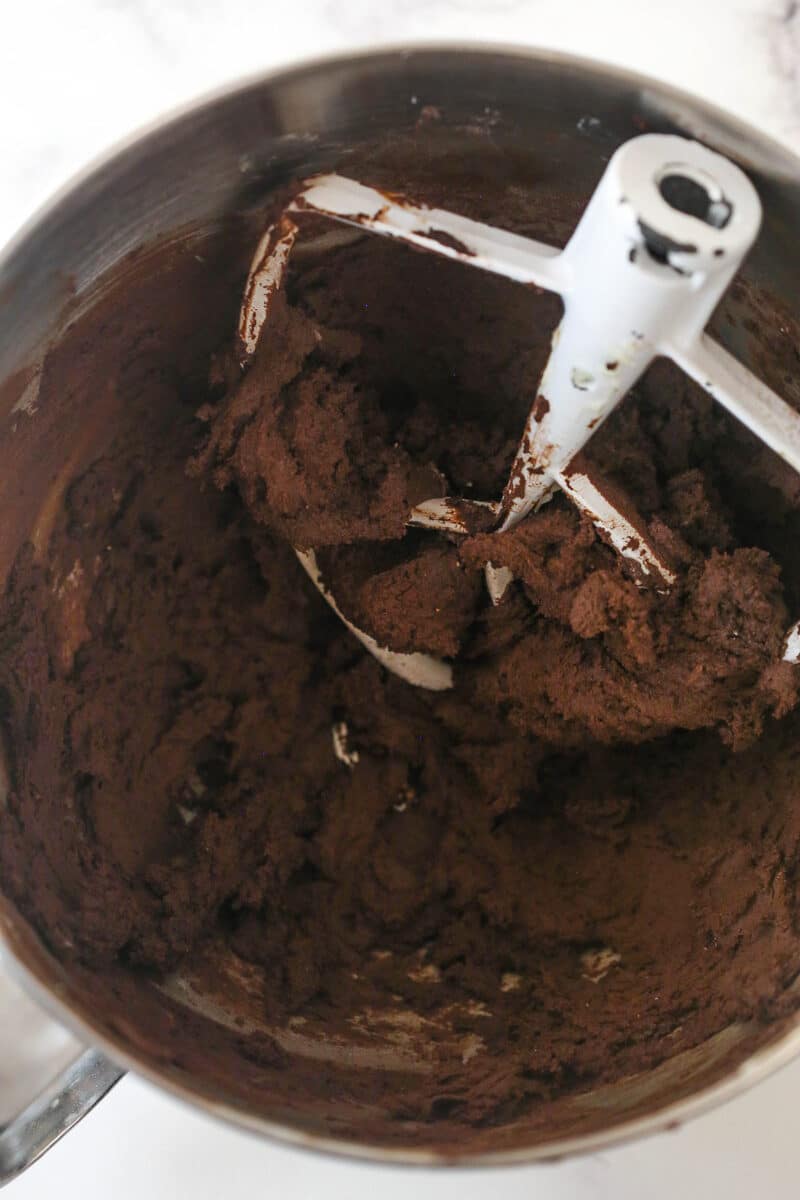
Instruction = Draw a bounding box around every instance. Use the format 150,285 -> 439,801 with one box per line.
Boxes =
3,39 -> 800,1168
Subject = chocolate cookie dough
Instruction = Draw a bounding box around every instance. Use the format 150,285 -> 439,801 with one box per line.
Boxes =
3,140 -> 800,1144
195,232 -> 797,749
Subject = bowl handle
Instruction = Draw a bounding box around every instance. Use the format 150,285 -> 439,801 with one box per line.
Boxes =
0,967 -> 123,1186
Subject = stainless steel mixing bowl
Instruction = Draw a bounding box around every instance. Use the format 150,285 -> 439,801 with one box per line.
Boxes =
1,44 -> 800,1182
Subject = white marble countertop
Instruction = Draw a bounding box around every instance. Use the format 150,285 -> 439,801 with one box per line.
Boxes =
3,0 -> 800,1195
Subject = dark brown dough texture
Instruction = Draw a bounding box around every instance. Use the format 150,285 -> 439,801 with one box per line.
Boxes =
196,233 -> 798,750
4,141 -> 800,1135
